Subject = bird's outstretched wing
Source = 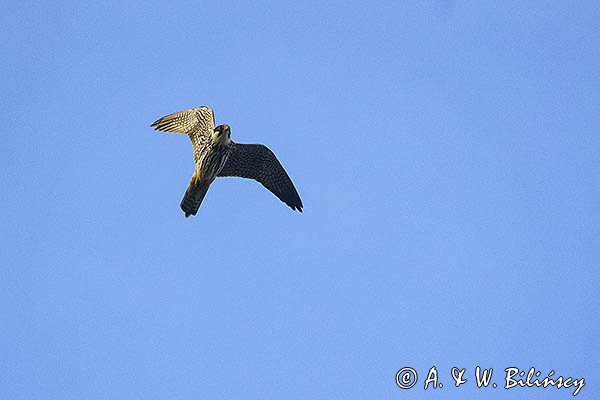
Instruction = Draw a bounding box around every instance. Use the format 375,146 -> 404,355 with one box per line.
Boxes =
218,144 -> 303,212
151,107 -> 215,160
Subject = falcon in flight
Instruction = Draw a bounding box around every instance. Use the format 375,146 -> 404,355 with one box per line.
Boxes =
151,106 -> 303,217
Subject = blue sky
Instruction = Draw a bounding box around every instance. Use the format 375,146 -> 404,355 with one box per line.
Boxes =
1,1 -> 598,399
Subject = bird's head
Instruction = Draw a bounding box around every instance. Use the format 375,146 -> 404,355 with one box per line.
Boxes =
213,124 -> 232,145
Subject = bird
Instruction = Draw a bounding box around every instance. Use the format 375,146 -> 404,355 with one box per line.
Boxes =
151,106 -> 303,217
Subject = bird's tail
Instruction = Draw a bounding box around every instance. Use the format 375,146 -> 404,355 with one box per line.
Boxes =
180,178 -> 212,217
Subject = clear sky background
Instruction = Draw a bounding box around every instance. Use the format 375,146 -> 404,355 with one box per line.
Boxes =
1,1 -> 598,399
